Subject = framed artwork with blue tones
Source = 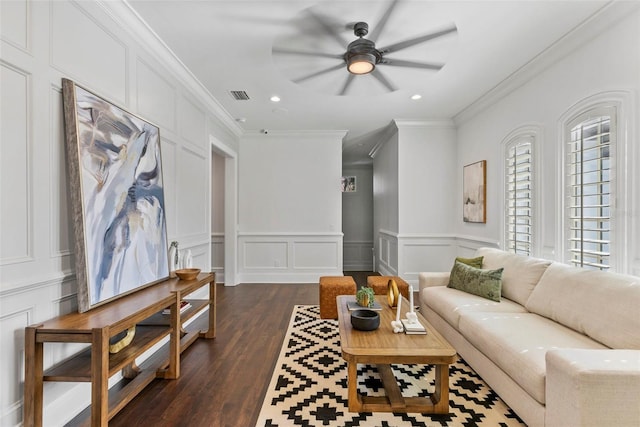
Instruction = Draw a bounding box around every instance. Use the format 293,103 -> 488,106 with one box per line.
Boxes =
62,79 -> 169,312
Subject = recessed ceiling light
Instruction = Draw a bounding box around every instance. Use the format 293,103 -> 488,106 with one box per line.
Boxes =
411,94 -> 422,100
270,95 -> 281,102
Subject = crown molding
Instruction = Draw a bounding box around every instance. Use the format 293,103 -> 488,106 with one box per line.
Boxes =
454,1 -> 639,125
97,0 -> 243,138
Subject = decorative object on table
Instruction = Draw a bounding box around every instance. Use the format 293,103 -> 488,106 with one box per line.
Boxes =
62,78 -> 169,312
168,241 -> 179,278
387,278 -> 400,307
108,326 -> 136,354
162,300 -> 192,315
181,249 -> 193,268
391,296 -> 403,333
175,268 -> 201,281
347,299 -> 382,311
463,160 -> 487,223
350,309 -> 380,331
355,286 -> 375,308
401,285 -> 426,334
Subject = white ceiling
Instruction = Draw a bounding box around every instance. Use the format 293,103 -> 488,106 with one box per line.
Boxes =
127,0 -> 608,164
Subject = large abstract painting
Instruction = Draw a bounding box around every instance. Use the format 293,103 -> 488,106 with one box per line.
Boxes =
463,160 -> 487,223
62,79 -> 169,312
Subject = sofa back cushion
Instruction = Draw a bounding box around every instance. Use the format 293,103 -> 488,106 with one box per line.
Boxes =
475,247 -> 551,305
525,262 -> 640,349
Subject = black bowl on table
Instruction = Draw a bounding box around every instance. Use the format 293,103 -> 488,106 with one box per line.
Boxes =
350,309 -> 380,331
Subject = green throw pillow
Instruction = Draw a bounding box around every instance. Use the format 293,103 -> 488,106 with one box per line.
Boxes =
448,261 -> 503,302
455,256 -> 484,269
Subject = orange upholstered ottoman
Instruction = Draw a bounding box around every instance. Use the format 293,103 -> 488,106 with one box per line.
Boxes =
366,276 -> 410,301
319,276 -> 357,319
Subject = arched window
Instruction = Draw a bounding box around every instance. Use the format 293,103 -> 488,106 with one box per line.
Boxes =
559,92 -> 632,272
503,127 -> 539,256
565,107 -> 615,270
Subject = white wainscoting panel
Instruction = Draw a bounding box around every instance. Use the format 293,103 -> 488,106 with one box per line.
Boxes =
136,57 -> 176,132
161,137 -> 178,238
0,63 -> 31,266
239,233 -> 343,283
377,230 -> 398,276
176,147 -> 208,239
50,1 -> 127,104
0,0 -> 30,52
210,233 -> 224,283
343,240 -> 373,271
293,241 -> 339,269
179,95 -> 206,148
398,235 -> 457,286
455,235 -> 500,257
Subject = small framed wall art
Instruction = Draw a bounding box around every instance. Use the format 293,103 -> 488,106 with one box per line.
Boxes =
341,176 -> 356,192
62,79 -> 170,312
463,160 -> 487,223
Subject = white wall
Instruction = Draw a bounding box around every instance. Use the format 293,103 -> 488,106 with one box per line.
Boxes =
342,165 -> 374,271
372,121 -> 458,284
454,4 -> 640,272
210,151 -> 225,281
238,131 -> 345,282
396,121 -> 458,282
0,1 -> 239,425
373,128 -> 400,274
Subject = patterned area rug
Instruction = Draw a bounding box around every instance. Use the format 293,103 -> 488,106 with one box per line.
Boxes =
256,305 -> 526,427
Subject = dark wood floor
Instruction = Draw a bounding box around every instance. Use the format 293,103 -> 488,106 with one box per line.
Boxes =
109,273 -> 375,427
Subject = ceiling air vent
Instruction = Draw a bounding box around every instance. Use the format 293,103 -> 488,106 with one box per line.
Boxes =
229,90 -> 250,101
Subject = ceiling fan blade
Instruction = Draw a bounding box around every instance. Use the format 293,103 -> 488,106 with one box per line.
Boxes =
272,47 -> 343,60
368,0 -> 399,42
371,69 -> 397,92
307,9 -> 348,49
381,59 -> 444,70
378,25 -> 457,54
338,74 -> 355,96
293,63 -> 345,83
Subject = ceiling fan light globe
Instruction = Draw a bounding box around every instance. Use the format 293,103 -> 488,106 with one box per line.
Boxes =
347,53 -> 376,75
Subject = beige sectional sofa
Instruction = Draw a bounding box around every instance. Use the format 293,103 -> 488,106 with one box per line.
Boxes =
418,247 -> 640,427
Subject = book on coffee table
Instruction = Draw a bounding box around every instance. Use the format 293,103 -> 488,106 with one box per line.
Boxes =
401,318 -> 427,334
346,299 -> 383,311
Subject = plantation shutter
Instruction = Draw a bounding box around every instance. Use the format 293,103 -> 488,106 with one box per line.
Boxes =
505,138 -> 533,255
567,114 -> 612,270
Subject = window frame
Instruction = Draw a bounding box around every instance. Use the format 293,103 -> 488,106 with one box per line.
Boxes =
558,92 -> 632,273
501,125 -> 542,257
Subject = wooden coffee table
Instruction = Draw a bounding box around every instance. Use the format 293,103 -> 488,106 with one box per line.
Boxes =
337,295 -> 457,413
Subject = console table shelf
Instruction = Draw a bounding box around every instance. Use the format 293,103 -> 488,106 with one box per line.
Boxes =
23,272 -> 216,427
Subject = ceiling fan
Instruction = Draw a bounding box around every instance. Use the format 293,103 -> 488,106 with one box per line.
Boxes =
272,0 -> 457,96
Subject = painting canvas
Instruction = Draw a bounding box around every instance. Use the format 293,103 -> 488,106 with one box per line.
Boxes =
463,160 -> 486,223
62,79 -> 169,312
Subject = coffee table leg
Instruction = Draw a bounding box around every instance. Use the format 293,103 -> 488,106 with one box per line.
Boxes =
347,362 -> 361,412
431,364 -> 450,413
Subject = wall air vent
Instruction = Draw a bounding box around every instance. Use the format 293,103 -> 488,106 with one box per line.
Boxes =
229,90 -> 250,100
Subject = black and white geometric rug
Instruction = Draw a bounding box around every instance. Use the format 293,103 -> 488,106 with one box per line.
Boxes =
256,305 -> 526,427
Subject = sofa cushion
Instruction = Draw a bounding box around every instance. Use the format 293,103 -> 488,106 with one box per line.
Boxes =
525,263 -> 640,349
455,256 -> 484,268
422,286 -> 527,329
448,261 -> 503,302
476,247 -> 551,306
459,312 -> 608,405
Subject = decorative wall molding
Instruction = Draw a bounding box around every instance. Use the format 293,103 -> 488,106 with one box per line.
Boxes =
343,240 -> 373,271
238,232 -> 343,283
97,0 -> 243,138
454,2 -> 639,125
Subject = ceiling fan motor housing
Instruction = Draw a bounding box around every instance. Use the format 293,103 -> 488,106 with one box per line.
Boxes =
345,37 -> 382,72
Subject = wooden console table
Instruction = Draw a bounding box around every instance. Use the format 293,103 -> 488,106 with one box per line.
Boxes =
23,272 -> 216,427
